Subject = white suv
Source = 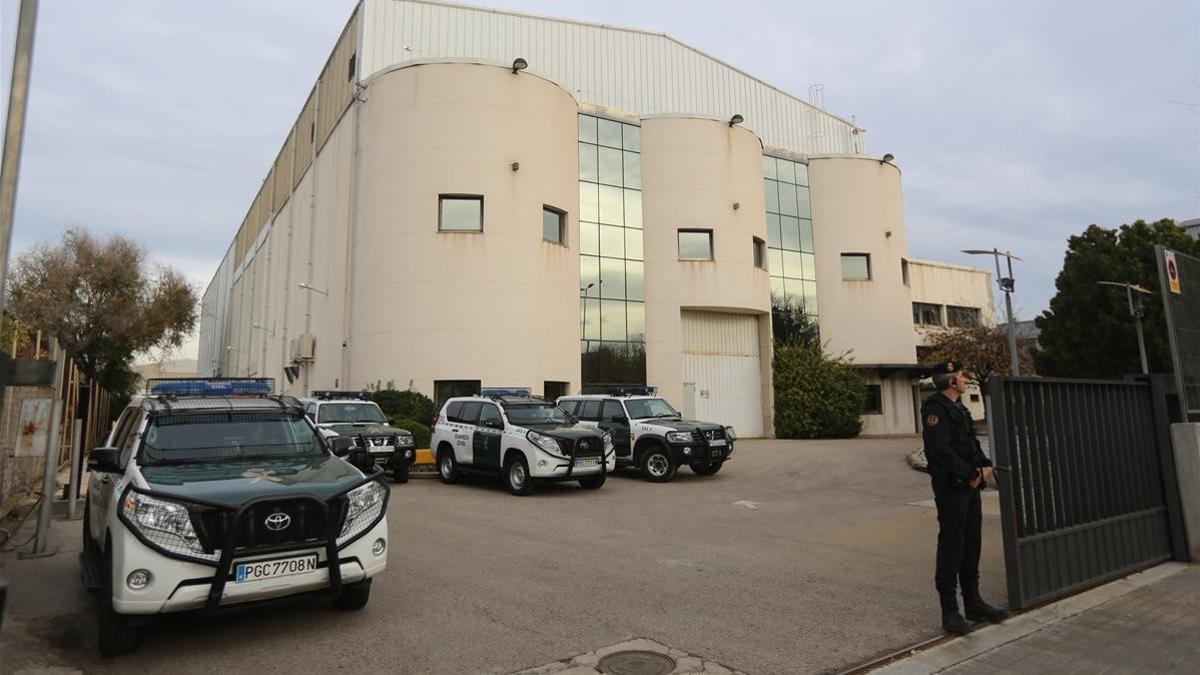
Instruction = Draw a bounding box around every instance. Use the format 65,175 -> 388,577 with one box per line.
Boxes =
82,379 -> 389,655
300,391 -> 417,483
430,395 -> 615,495
558,393 -> 735,482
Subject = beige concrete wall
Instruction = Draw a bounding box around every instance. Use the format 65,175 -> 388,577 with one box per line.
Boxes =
861,374 -> 918,435
909,258 -> 996,339
808,156 -> 916,367
639,117 -> 772,432
348,63 -> 581,396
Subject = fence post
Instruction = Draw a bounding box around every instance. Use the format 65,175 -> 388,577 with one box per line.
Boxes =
1148,374 -> 1190,561
29,341 -> 65,556
67,419 -> 82,520
988,376 -> 1024,610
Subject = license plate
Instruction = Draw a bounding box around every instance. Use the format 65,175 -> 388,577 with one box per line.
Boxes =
709,439 -> 726,446
235,554 -> 319,583
575,457 -> 599,467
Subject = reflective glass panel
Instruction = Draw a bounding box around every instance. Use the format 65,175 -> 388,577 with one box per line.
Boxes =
841,254 -> 871,280
579,221 -> 600,256
599,225 -> 625,259
578,115 -> 597,143
799,219 -> 814,252
802,253 -> 817,279
622,125 -> 641,152
578,142 -> 598,182
598,185 -> 624,225
797,186 -> 811,218
543,208 -> 564,243
439,197 -> 482,231
599,257 -> 625,299
626,261 -> 644,300
600,300 -> 627,341
795,162 -> 809,187
624,189 -> 642,228
778,182 -> 799,217
581,298 -> 601,339
597,118 -> 622,148
782,250 -> 803,279
803,281 -> 818,311
624,228 -> 643,261
579,182 -> 599,222
626,301 -> 645,339
623,151 -> 641,190
599,146 -> 623,186
766,213 -> 781,248
580,254 -> 600,289
777,159 -> 796,184
678,231 -> 713,260
780,215 -> 800,250
764,179 -> 779,213
762,155 -> 777,180
770,276 -> 785,300
768,249 -> 782,274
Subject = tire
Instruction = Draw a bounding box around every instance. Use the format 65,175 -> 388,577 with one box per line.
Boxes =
578,472 -> 606,490
691,461 -> 723,476
334,579 -> 372,611
437,447 -> 459,484
392,463 -> 410,484
98,546 -> 141,656
505,455 -> 534,496
640,446 -> 677,483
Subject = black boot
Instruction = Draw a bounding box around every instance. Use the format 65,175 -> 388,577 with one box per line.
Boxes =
942,610 -> 970,635
964,598 -> 1010,622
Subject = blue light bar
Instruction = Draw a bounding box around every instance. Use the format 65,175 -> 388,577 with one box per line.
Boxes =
148,378 -> 275,397
481,387 -> 532,397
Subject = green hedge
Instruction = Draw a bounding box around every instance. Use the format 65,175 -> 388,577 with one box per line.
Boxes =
773,341 -> 865,439
391,418 -> 432,449
370,389 -> 436,425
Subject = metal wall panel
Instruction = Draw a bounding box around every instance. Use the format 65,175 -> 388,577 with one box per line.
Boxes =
360,0 -> 864,155
316,5 -> 360,151
271,132 -> 295,211
681,311 -> 764,436
294,87 -> 317,188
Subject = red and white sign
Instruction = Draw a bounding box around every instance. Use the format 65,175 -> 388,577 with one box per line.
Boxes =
1165,250 -> 1181,294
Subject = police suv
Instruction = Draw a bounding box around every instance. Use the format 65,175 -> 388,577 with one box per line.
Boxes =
301,391 -> 417,483
81,379 -> 389,655
558,389 -> 735,482
430,390 -> 615,495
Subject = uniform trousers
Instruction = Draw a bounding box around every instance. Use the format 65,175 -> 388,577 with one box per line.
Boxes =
934,485 -> 982,611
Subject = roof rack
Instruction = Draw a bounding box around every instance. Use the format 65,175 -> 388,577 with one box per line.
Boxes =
147,378 -> 275,398
311,390 -> 371,401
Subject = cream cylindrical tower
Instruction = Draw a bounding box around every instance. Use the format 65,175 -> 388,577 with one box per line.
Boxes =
349,62 -> 581,395
640,116 -> 772,436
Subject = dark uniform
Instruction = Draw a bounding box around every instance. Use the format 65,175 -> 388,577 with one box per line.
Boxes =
921,361 -> 1008,633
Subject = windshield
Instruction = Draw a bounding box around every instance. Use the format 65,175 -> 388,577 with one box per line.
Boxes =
504,404 -> 574,426
624,398 -> 680,420
139,412 -> 324,465
317,402 -> 387,424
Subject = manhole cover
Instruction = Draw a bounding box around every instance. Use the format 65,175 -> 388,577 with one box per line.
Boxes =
597,650 -> 676,675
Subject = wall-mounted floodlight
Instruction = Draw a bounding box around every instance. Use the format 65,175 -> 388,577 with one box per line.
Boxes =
880,153 -> 895,164
729,113 -> 744,127
962,248 -> 1023,375
512,57 -> 528,73
297,282 -> 328,296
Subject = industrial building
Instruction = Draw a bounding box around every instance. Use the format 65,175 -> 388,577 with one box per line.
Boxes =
198,0 -> 994,436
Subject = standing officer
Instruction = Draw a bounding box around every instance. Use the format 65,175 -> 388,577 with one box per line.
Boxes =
922,360 -> 1009,635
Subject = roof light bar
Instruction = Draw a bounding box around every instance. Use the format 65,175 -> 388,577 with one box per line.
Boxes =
147,378 -> 275,397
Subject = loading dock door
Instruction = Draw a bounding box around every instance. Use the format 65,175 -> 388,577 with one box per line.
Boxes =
681,311 -> 764,437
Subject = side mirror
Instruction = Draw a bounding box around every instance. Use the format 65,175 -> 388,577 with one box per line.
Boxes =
88,447 -> 121,473
329,436 -> 355,456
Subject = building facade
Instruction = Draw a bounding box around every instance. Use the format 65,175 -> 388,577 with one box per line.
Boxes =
199,0 -> 983,436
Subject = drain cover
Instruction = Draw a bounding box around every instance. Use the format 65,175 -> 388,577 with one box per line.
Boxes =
597,650 -> 676,675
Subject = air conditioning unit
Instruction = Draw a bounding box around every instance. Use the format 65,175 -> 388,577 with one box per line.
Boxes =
289,333 -> 316,362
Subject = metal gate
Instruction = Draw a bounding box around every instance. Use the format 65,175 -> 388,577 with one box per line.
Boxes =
988,376 -> 1187,610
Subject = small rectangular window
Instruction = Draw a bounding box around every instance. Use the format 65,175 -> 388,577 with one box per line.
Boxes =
347,53 -> 357,81
841,253 -> 871,280
543,206 -> 566,244
678,229 -> 714,260
435,380 -> 481,406
753,237 -> 767,269
544,381 -> 569,401
459,402 -> 483,425
579,400 -> 601,420
863,385 -> 883,415
912,303 -> 943,326
601,400 -> 625,422
947,305 -> 981,328
439,195 -> 483,232
901,258 -> 910,286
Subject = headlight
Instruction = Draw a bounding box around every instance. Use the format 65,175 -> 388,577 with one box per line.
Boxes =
121,492 -> 216,562
666,431 -> 692,443
339,480 -> 386,546
726,427 -> 737,441
394,434 -> 415,447
527,430 -> 565,456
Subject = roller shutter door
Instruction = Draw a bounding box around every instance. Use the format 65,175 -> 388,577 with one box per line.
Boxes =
681,311 -> 764,437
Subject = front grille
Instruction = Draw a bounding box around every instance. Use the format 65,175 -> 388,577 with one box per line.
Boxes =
555,436 -> 603,458
352,436 -> 393,449
189,498 -> 346,553
702,428 -> 726,441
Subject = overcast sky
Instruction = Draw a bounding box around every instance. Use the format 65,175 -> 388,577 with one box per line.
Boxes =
3,0 -> 1198,361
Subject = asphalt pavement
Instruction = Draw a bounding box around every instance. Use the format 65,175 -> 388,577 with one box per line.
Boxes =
0,437 -> 1005,674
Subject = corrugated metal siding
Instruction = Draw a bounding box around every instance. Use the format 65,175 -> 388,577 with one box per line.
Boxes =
681,311 -> 763,436
361,0 -> 863,155
294,87 -> 317,187
271,132 -> 294,211
316,6 -> 360,151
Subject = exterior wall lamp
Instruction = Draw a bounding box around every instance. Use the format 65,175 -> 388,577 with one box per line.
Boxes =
512,57 -> 528,73
729,113 -> 744,127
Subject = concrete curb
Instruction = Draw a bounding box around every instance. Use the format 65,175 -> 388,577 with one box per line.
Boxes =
869,562 -> 1192,674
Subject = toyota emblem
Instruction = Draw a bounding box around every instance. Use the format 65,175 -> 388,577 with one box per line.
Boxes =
580,441 -> 590,450
264,512 -> 291,531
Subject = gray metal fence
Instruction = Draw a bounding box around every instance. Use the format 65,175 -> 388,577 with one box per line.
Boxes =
988,376 -> 1187,610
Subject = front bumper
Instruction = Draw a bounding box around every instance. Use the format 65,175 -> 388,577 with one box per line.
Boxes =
666,440 -> 733,464
530,453 -> 616,480
110,518 -> 388,614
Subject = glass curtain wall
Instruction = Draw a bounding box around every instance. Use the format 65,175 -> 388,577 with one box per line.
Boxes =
764,156 -> 817,319
578,114 -> 645,386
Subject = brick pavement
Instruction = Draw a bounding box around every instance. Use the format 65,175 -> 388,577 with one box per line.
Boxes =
876,564 -> 1200,674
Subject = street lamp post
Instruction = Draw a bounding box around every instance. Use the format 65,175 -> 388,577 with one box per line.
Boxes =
963,248 -> 1023,376
1097,281 -> 1153,375
580,280 -> 601,342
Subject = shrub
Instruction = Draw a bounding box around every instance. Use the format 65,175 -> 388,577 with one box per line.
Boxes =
371,389 -> 436,425
391,418 -> 432,449
773,341 -> 866,439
